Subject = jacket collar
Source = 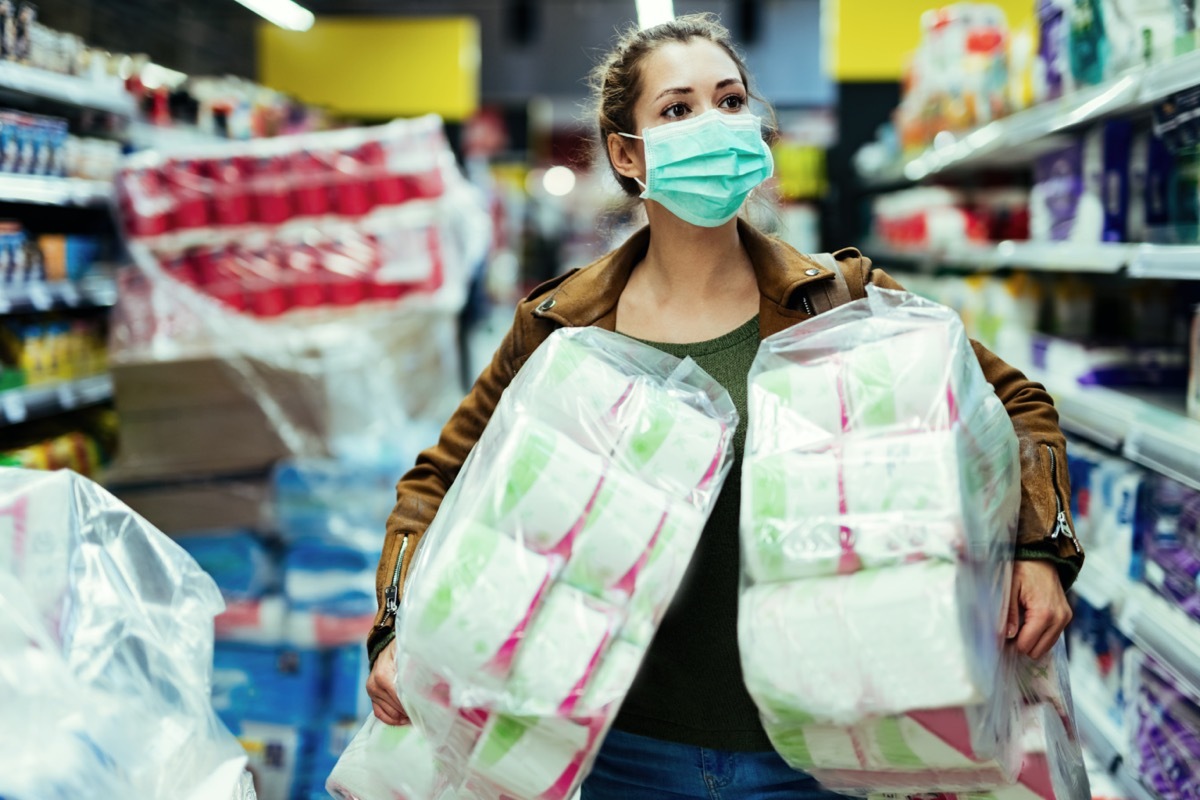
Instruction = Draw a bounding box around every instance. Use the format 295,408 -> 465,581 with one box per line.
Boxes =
532,218 -> 836,332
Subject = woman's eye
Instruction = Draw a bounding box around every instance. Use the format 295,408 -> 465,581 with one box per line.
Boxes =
663,103 -> 689,118
721,94 -> 746,110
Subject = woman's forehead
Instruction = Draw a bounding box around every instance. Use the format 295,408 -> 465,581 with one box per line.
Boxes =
637,39 -> 742,94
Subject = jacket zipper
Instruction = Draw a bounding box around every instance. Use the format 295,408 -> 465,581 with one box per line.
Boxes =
800,292 -> 814,316
1044,444 -> 1077,546
384,534 -> 410,616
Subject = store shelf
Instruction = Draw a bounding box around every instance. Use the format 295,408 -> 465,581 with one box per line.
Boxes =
869,240 -> 1136,275
0,273 -> 117,314
860,50 -> 1200,186
1120,582 -> 1200,697
0,373 -> 112,426
0,60 -> 135,117
1076,689 -> 1159,800
0,175 -> 114,207
1127,244 -> 1200,280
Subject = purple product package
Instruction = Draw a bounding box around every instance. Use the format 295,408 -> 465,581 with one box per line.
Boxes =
1092,119 -> 1134,242
1033,120 -> 1133,242
1034,141 -> 1085,241
1038,0 -> 1072,101
1132,656 -> 1200,797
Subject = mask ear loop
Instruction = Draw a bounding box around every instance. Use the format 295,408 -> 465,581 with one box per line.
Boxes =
615,131 -> 648,192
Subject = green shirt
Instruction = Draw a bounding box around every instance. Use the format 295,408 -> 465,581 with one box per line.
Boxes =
614,315 -> 774,752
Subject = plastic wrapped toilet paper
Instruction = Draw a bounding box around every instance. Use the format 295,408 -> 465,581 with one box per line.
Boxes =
326,717 -> 436,800
0,468 -> 251,800
333,327 -> 735,799
405,519 -> 554,685
741,562 -> 995,724
472,419 -> 605,553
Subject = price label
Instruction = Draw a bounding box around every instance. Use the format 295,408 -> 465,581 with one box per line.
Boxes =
1,391 -> 26,424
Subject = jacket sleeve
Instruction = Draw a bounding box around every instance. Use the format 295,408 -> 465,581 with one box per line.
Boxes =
867,264 -> 1084,589
366,305 -> 526,666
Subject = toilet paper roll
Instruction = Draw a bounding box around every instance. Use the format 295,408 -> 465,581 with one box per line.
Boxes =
404,520 -> 552,683
844,433 -> 961,517
749,363 -> 842,452
468,715 -> 592,800
577,638 -> 647,718
517,337 -> 633,454
505,584 -> 618,716
743,450 -> 842,582
614,385 -> 726,497
740,562 -> 988,725
842,329 -> 958,432
560,471 -> 669,601
622,504 -> 705,647
478,420 -> 605,553
326,717 -> 436,800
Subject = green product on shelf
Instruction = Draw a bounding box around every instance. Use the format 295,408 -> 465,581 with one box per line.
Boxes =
0,365 -> 24,391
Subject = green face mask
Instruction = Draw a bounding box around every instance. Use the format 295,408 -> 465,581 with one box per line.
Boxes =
619,109 -> 774,227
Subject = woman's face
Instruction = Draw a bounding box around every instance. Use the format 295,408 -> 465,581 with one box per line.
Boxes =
630,38 -> 749,136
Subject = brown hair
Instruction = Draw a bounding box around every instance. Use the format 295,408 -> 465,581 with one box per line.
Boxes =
589,13 -> 777,198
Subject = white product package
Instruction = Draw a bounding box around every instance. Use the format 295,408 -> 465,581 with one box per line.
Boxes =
0,468 -> 255,800
739,287 -> 1028,794
329,327 -> 736,799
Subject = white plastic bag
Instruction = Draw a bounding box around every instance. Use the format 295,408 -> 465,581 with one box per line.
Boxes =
329,327 -> 738,799
0,467 -> 254,800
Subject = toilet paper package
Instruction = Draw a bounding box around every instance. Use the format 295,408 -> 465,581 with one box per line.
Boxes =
0,468 -> 253,800
331,327 -> 736,800
742,286 -> 1020,584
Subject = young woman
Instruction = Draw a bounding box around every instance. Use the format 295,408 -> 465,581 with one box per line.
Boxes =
366,14 -> 1082,799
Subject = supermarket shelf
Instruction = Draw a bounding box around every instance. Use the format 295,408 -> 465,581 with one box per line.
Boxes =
1127,244 -> 1200,280
0,373 -> 112,426
860,50 -> 1200,186
0,273 -> 117,314
1120,582 -> 1200,698
869,240 -> 1136,275
0,175 -> 114,207
1076,690 -> 1159,800
0,60 -> 135,117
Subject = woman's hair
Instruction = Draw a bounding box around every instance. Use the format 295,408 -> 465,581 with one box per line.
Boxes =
588,12 -> 777,198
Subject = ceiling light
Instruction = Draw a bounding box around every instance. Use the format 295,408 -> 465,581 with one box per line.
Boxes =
636,0 -> 675,29
232,0 -> 315,32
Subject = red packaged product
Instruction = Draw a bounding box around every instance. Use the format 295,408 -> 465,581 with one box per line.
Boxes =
252,156 -> 294,225
291,150 -> 332,217
288,244 -> 327,309
210,157 -> 253,226
332,147 -> 373,218
166,159 -> 211,230
121,167 -> 172,237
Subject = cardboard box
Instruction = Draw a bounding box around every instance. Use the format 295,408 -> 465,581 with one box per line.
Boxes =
110,475 -> 272,535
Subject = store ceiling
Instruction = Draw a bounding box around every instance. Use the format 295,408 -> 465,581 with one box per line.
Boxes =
34,0 -> 831,110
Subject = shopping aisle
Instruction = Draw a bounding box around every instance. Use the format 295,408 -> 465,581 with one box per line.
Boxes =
857,3 -> 1200,797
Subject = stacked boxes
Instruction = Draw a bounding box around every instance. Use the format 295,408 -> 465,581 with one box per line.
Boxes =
738,287 -> 1085,796
329,327 -> 738,800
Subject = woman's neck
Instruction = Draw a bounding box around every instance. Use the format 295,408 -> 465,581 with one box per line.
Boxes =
637,204 -> 755,303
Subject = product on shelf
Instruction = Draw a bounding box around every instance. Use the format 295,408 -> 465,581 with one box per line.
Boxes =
1140,472 -> 1200,623
330,327 -> 737,800
0,315 -> 107,387
1031,120 -> 1134,243
871,186 -> 1030,250
0,468 -> 254,798
1129,653 -> 1200,796
0,429 -> 105,476
0,220 -> 106,287
0,109 -> 67,176
1067,440 -> 1147,579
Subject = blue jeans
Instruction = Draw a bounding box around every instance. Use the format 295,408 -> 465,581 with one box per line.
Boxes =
581,728 -> 853,800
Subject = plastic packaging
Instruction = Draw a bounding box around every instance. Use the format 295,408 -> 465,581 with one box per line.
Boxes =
0,467 -> 255,800
329,327 -> 738,800
739,286 -> 1026,793
109,116 -> 490,479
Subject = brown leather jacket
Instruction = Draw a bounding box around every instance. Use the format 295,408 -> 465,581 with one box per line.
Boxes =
368,220 -> 1084,663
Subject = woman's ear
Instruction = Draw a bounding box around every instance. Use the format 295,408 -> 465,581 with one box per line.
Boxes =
606,132 -> 643,182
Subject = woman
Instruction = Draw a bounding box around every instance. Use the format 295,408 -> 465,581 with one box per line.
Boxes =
366,14 -> 1082,799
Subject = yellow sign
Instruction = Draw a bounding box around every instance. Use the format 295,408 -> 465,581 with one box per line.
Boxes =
259,17 -> 480,120
825,0 -> 1035,81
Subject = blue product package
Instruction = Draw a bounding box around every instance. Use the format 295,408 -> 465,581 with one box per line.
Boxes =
1093,119 -> 1134,242
174,529 -> 281,600
224,719 -> 320,800
284,539 -> 377,615
327,645 -> 371,720
64,235 -> 101,281
308,717 -> 361,794
1147,132 -> 1176,233
0,113 -> 14,173
273,458 -> 399,544
212,642 -> 332,727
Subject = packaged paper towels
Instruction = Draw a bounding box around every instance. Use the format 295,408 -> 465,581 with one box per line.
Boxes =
326,717 -> 436,800
0,468 -> 253,800
331,327 -> 736,799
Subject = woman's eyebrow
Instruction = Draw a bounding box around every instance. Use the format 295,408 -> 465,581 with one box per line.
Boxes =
653,78 -> 744,103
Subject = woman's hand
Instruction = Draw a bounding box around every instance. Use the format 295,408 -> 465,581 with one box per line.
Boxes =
366,639 -> 410,726
1006,560 -> 1073,660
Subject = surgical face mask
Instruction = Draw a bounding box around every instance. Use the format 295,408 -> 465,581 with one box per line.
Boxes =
619,109 -> 774,227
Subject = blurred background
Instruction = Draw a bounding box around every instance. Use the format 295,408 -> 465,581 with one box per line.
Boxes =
1,0 -> 1199,798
